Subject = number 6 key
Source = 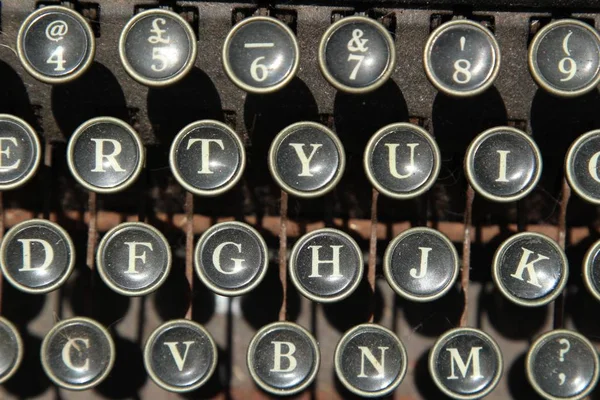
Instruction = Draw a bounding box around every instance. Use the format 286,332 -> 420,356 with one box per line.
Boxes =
223,16 -> 299,94
529,19 -> 600,97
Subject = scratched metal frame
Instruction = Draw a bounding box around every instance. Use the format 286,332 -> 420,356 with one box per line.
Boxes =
0,0 -> 598,399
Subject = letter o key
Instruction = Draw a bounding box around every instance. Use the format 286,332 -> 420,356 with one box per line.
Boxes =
566,130 -> 600,204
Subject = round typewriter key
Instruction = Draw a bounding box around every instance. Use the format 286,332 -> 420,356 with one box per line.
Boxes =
527,329 -> 599,400
429,327 -> 503,400
364,123 -> 441,199
529,19 -> 600,97
0,114 -> 41,190
119,9 -> 197,87
384,227 -> 459,302
335,323 -> 407,397
583,239 -> 600,301
424,20 -> 500,97
269,122 -> 345,198
223,16 -> 299,94
41,317 -> 115,390
0,317 -> 23,384
565,130 -> 600,204
0,219 -> 75,294
465,126 -> 542,202
170,120 -> 245,196
96,222 -> 171,296
194,221 -> 268,296
289,228 -> 363,303
144,319 -> 217,393
492,232 -> 568,307
17,6 -> 95,84
318,16 -> 396,93
247,321 -> 319,396
67,117 -> 145,193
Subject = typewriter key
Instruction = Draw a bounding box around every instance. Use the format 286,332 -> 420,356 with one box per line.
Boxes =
17,6 -> 95,84
527,330 -> 599,400
335,324 -> 407,397
492,232 -> 568,307
318,16 -> 396,94
0,317 -> 23,384
465,126 -> 542,202
41,317 -> 115,390
96,222 -> 171,296
194,221 -> 268,296
583,239 -> 600,301
0,219 -> 75,294
529,19 -> 600,98
223,16 -> 299,94
384,227 -> 459,302
67,117 -> 145,194
565,130 -> 600,204
144,319 -> 217,392
247,321 -> 319,396
119,9 -> 197,87
429,327 -> 503,400
269,122 -> 345,198
424,20 -> 501,97
170,120 -> 245,196
364,123 -> 441,199
0,114 -> 41,191
289,228 -> 363,303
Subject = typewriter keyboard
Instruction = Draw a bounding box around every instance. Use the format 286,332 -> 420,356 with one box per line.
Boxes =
1,0 -> 600,399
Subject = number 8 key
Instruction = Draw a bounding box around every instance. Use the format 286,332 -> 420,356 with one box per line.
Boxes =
424,19 -> 501,97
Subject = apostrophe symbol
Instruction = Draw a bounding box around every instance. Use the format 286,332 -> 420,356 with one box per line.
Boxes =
460,36 -> 466,51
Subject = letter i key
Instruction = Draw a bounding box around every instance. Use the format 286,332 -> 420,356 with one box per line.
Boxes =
465,126 -> 542,202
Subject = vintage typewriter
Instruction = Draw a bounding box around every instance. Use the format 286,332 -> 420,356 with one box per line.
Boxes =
0,0 -> 599,399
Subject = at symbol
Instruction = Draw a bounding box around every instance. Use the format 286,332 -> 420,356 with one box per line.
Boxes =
45,20 -> 69,42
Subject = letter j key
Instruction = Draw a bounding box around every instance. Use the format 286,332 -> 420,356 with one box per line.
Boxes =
465,126 -> 542,202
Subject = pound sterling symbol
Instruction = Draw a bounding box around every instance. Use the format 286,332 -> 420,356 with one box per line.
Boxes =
347,29 -> 369,52
148,18 -> 170,44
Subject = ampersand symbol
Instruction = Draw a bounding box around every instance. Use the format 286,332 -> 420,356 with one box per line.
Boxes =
347,29 -> 369,52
